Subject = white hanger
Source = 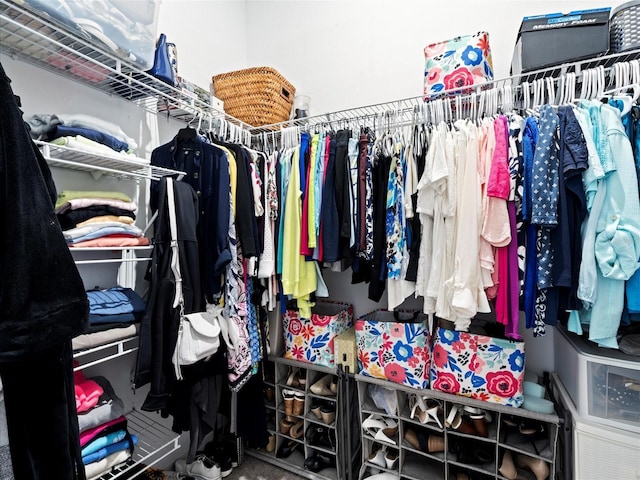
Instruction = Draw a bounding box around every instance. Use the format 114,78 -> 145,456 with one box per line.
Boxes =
478,89 -> 486,120
597,66 -> 606,99
545,77 -> 555,106
632,60 -> 640,85
581,69 -> 590,101
489,88 -> 497,116
469,91 -> 477,123
521,81 -> 529,111
533,78 -> 542,107
566,73 -> 577,104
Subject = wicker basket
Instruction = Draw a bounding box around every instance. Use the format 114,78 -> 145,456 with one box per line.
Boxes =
610,0 -> 640,53
212,67 -> 295,127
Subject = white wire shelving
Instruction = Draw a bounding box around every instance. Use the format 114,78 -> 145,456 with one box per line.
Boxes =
0,0 -> 249,129
249,48 -> 640,137
37,140 -> 185,181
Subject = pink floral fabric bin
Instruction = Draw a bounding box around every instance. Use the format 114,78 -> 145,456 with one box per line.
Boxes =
430,327 -> 525,407
355,310 -> 430,389
423,31 -> 494,100
282,301 -> 353,367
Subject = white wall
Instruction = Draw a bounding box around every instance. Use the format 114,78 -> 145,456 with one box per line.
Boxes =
244,0 -> 627,115
157,0 -> 249,94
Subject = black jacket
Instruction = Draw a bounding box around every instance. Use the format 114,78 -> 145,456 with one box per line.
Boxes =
134,178 -> 202,411
0,61 -> 88,361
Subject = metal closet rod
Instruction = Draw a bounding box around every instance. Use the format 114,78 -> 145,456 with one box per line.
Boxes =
248,47 -> 640,136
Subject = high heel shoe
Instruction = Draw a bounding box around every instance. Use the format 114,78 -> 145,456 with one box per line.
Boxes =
499,450 -> 517,479
425,398 -> 443,428
367,444 -> 387,468
310,374 -> 336,396
286,367 -> 301,388
516,454 -> 550,480
384,449 -> 398,469
445,406 -> 477,435
362,414 -> 398,445
320,404 -> 336,425
464,406 -> 488,437
310,400 -> 323,420
408,394 -> 429,423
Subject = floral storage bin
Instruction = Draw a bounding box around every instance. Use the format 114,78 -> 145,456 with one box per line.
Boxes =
423,31 -> 494,100
430,327 -> 525,407
355,310 -> 431,389
282,301 -> 353,367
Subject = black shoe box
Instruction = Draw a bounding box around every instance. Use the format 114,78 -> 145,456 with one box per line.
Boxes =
511,8 -> 611,75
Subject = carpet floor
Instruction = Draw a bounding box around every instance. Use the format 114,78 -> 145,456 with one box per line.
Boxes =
226,454 -> 306,480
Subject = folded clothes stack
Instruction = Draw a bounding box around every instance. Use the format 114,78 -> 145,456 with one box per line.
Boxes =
87,286 -> 146,326
55,190 -> 148,247
75,376 -> 136,480
26,113 -> 139,156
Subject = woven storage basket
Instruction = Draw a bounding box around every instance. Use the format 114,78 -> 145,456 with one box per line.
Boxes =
212,66 -> 295,127
610,0 -> 640,53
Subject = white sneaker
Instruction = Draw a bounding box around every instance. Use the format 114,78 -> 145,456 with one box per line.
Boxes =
188,455 -> 222,480
174,455 -> 221,480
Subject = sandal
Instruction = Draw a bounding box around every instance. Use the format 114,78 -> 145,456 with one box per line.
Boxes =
362,414 -> 399,445
408,394 -> 428,423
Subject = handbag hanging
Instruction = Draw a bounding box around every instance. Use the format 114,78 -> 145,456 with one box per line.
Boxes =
166,179 -> 221,380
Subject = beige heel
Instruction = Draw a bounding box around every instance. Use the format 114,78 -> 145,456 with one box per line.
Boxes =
499,450 -> 517,479
516,454 -> 550,480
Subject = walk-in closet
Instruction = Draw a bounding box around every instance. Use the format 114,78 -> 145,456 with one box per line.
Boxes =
0,2 -> 639,480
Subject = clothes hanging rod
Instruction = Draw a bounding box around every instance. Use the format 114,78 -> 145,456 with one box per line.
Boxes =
249,48 -> 640,136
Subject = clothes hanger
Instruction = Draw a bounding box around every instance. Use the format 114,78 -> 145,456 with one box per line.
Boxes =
545,76 -> 555,107
631,60 -> 640,86
584,69 -> 594,100
176,111 -> 199,140
602,83 -> 640,115
564,72 -> 576,105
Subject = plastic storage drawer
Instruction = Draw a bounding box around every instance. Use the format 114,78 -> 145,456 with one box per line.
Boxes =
554,326 -> 640,434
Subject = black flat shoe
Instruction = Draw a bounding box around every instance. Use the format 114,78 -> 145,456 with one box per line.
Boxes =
304,452 -> 336,472
276,440 -> 299,459
305,425 -> 336,450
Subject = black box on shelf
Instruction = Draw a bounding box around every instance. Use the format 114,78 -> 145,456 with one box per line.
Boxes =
511,8 -> 611,75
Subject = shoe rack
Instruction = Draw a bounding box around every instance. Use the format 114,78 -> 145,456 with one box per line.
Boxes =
356,375 -> 560,480
249,356 -> 359,480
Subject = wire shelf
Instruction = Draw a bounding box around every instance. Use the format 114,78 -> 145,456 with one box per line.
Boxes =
36,140 -> 184,181
249,48 -> 640,136
0,0 -> 249,129
93,410 -> 181,480
73,335 -> 139,372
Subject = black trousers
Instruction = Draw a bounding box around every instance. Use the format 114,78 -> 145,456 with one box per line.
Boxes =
0,342 -> 85,480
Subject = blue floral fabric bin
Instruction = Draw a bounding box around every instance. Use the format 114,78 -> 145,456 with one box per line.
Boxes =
282,301 -> 353,367
355,310 -> 431,389
423,31 -> 494,100
430,327 -> 525,407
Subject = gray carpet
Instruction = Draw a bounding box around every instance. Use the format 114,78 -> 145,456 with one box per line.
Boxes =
227,454 -> 306,480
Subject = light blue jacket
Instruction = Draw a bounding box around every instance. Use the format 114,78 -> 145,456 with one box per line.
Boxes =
573,102 -> 640,348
